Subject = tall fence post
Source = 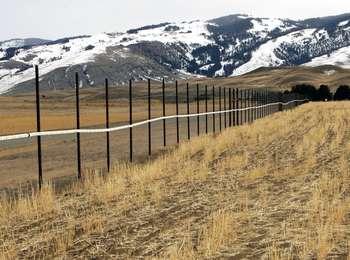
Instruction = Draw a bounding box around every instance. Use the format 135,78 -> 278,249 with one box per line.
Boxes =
246,90 -> 249,123
187,83 -> 190,140
75,72 -> 82,179
262,90 -> 265,118
229,88 -> 232,127
232,89 -> 235,126
242,90 -> 245,124
258,91 -> 261,119
219,87 -> 222,132
205,85 -> 208,134
248,89 -> 250,123
35,65 -> 43,189
105,78 -> 111,172
196,84 -> 200,136
248,89 -> 251,123
263,89 -> 266,117
266,90 -> 268,116
223,88 -> 227,129
251,89 -> 254,122
231,89 -> 237,126
253,90 -> 256,121
241,89 -> 244,125
279,92 -> 283,112
255,89 -> 260,119
129,79 -> 133,162
259,90 -> 262,118
239,89 -> 242,125
176,81 -> 180,143
266,89 -> 268,117
162,79 -> 166,147
212,86 -> 215,134
148,79 -> 152,156
244,89 -> 247,124
235,89 -> 238,125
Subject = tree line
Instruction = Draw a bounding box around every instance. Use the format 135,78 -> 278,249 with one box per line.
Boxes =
287,84 -> 350,101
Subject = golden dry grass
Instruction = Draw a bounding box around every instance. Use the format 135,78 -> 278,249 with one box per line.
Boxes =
1,102 -> 350,259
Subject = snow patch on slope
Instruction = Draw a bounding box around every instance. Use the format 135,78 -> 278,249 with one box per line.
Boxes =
305,45 -> 350,68
0,39 -> 26,49
122,21 -> 212,47
231,29 -> 319,76
339,20 -> 349,27
0,33 -> 116,93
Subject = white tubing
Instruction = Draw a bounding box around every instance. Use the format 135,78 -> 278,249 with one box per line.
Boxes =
0,99 -> 308,142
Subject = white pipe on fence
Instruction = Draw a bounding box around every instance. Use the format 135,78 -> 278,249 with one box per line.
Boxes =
0,99 -> 308,142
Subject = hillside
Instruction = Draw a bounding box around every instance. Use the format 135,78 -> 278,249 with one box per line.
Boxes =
1,102 -> 350,259
1,13 -> 350,94
194,65 -> 350,91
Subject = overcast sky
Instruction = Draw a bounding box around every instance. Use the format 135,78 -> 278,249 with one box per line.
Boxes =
1,0 -> 349,41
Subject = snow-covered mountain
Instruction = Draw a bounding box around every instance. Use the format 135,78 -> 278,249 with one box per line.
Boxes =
1,13 -> 350,94
0,38 -> 51,50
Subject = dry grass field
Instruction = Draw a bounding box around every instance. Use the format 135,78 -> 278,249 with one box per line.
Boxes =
198,65 -> 350,91
1,102 -> 350,259
1,80 -> 268,188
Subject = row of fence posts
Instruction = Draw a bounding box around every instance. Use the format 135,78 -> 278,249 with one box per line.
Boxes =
32,66 -> 305,189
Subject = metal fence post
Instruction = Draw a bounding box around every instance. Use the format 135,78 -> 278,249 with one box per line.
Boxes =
219,87 -> 222,132
212,86 -> 215,134
35,65 -> 43,189
231,89 -> 236,126
236,89 -> 239,126
232,89 -> 235,126
253,90 -> 256,121
148,79 -> 151,156
187,83 -> 190,140
229,88 -> 232,127
176,81 -> 180,143
105,78 -> 111,172
129,79 -> 133,162
205,85 -> 208,134
223,88 -> 227,129
237,89 -> 240,125
247,89 -> 251,124
258,91 -> 262,119
196,84 -> 200,136
266,90 -> 268,116
249,89 -> 252,122
244,89 -> 247,124
266,89 -> 268,116
162,79 -> 166,147
75,72 -> 82,179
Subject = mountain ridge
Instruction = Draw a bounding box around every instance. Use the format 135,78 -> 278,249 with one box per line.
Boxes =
1,13 -> 350,94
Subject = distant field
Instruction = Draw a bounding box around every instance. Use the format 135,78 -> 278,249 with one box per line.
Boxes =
1,102 -> 349,259
4,65 -> 349,133
1,66 -> 347,187
0,83 -> 241,188
1,65 -> 348,187
193,65 -> 350,90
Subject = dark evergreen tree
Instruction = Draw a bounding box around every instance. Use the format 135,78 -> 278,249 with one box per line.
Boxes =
318,85 -> 332,101
334,85 -> 350,100
291,84 -> 318,101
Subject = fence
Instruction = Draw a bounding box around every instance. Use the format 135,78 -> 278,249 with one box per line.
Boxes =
0,65 -> 308,189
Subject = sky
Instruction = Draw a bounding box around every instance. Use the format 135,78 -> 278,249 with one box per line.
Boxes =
1,0 -> 349,41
